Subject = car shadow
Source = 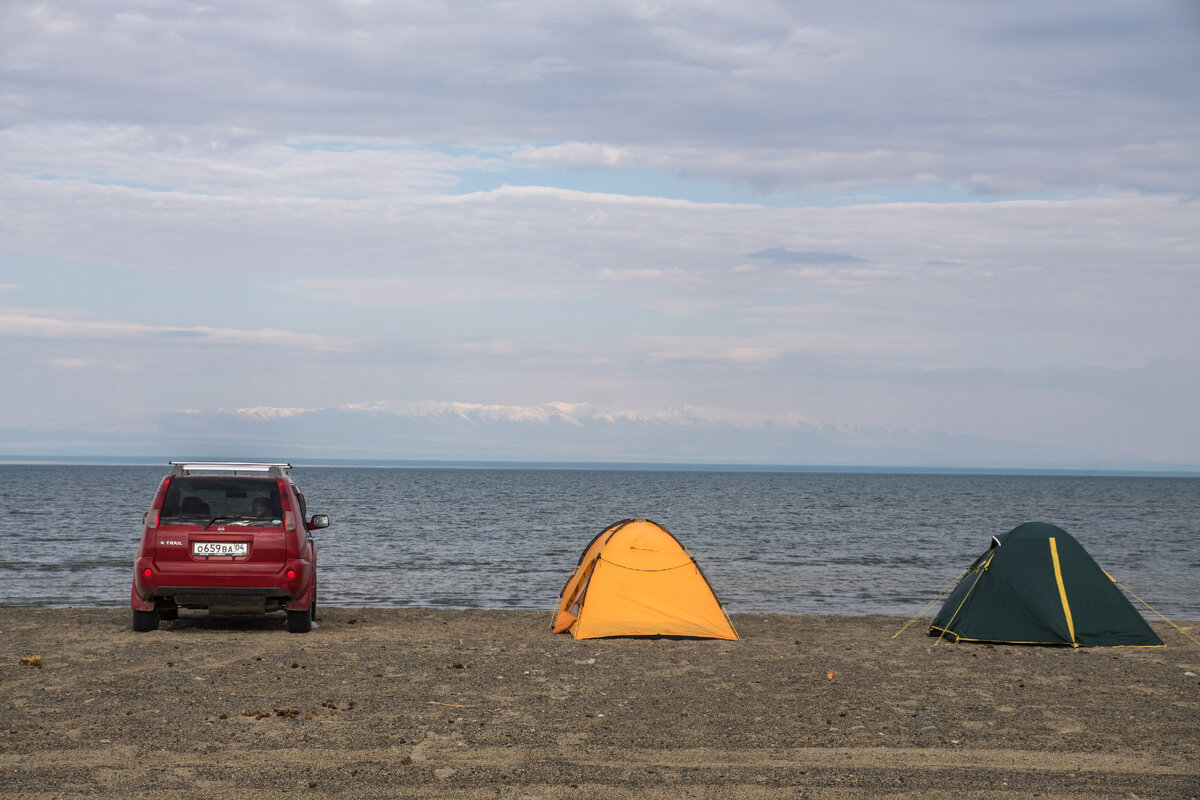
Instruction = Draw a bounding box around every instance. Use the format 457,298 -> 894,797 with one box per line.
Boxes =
163,612 -> 319,634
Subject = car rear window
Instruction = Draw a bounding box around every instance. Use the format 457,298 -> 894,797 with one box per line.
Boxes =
161,477 -> 282,526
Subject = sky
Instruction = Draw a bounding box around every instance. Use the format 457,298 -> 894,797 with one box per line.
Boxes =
2,1 -> 1199,469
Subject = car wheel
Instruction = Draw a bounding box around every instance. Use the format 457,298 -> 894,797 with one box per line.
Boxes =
132,610 -> 159,632
287,608 -> 312,633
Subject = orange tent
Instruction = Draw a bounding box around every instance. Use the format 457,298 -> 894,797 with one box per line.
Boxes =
551,518 -> 739,640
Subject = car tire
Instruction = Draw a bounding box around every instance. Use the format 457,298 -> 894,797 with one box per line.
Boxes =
286,608 -> 312,634
132,610 -> 159,632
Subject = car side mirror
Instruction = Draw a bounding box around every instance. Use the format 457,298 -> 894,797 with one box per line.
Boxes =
309,514 -> 330,530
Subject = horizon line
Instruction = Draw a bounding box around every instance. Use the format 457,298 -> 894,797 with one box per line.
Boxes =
1,454 -> 1197,478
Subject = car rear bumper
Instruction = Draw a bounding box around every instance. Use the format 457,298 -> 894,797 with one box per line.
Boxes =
132,556 -> 313,611
165,586 -> 290,613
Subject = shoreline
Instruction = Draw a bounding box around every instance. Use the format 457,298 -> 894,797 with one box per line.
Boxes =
1,608 -> 1197,798
4,606 -> 1195,633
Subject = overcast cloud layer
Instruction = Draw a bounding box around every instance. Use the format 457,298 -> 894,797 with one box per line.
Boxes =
2,1 -> 1198,468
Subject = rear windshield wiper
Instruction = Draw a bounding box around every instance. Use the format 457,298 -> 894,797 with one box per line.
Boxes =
203,516 -> 247,530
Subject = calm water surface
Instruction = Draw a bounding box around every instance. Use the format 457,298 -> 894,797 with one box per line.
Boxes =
1,465 -> 1197,618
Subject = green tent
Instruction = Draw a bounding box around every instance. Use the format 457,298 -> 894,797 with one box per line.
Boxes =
929,522 -> 1162,647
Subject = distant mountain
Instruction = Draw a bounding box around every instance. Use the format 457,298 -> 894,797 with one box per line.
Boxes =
0,401 -> 1122,470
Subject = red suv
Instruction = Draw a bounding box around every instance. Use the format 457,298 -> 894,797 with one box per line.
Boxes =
131,462 -> 330,633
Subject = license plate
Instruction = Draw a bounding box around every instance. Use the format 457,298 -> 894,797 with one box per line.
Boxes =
192,541 -> 249,557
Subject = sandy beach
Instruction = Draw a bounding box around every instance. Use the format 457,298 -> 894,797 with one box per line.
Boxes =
1,607 -> 1197,799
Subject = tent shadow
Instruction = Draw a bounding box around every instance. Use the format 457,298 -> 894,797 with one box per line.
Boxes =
568,634 -> 737,642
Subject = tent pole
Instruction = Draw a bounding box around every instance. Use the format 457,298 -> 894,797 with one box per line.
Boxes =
891,568 -> 967,639
932,554 -> 993,646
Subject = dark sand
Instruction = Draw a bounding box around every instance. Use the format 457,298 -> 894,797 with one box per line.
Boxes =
1,608 -> 1197,799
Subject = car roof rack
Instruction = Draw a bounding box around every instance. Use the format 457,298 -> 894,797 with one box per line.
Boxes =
169,461 -> 292,478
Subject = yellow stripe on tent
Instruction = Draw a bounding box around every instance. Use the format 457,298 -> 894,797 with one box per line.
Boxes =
1049,537 -> 1077,646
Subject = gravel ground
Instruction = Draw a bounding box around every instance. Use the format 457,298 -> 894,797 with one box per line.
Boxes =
1,608 -> 1197,799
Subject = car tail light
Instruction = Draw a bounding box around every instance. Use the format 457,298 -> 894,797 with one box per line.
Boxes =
144,509 -> 160,528
143,568 -> 152,578
284,511 -> 296,531
286,569 -> 296,580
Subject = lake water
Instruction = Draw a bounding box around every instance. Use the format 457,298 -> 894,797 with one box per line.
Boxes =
1,464 -> 1197,619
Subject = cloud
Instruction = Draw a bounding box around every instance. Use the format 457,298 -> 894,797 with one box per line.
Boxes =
2,3 -> 1196,196
294,276 -> 555,308
48,357 -> 99,369
0,125 -> 491,199
0,309 -> 357,351
596,267 -> 691,283
748,247 -> 867,265
513,142 -> 634,170
1,2 -> 1198,469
